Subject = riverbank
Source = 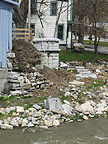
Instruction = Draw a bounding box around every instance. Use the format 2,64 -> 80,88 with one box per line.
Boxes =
0,40 -> 108,131
0,60 -> 108,131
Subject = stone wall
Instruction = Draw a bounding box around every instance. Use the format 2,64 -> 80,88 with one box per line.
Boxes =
1,51 -> 54,96
0,69 -> 8,95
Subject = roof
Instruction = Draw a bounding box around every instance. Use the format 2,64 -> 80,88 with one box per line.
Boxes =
2,0 -> 19,6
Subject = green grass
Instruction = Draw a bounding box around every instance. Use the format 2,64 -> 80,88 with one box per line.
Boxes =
59,51 -> 108,62
86,83 -> 104,91
0,95 -> 15,101
73,39 -> 108,47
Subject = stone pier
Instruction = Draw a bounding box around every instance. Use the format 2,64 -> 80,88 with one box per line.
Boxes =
33,38 -> 60,69
0,69 -> 8,94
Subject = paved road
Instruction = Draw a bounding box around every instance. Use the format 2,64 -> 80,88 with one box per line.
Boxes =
84,44 -> 108,54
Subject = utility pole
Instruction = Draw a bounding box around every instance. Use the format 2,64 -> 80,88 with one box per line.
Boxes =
28,0 -> 31,30
70,0 -> 73,48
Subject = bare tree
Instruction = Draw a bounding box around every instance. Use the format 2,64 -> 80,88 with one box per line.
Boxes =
89,0 -> 108,60
13,0 -> 49,28
73,0 -> 91,44
53,0 -> 72,38
73,0 -> 108,60
13,0 -> 28,28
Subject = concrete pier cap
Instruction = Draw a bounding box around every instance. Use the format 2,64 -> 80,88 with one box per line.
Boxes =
33,38 -> 61,69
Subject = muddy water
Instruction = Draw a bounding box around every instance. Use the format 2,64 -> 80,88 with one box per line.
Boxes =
1,118 -> 108,144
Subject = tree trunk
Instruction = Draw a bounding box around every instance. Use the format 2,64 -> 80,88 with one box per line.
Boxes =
75,31 -> 77,40
13,0 -> 28,28
78,27 -> 84,44
54,2 -> 63,38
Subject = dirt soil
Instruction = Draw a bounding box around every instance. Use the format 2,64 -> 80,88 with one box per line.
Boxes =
12,39 -> 41,72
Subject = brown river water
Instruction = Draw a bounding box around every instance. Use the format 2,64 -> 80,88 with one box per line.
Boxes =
0,118 -> 108,144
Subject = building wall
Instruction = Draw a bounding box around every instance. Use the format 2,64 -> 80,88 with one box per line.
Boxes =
30,0 -> 67,45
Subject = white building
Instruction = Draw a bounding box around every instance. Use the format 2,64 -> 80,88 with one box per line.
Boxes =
29,0 -> 68,46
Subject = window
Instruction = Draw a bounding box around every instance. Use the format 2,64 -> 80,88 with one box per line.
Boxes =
27,23 -> 35,36
57,24 -> 64,40
31,0 -> 37,15
50,1 -> 57,16
30,23 -> 35,36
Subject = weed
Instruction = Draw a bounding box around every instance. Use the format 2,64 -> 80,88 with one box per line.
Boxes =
36,97 -> 46,104
8,110 -> 16,115
87,83 -> 103,91
39,97 -> 46,102
0,95 -> 15,101
0,97 -> 5,101
22,95 -> 32,99
92,96 -> 97,100
100,114 -> 104,118
70,87 -> 74,90
34,96 -> 38,99
0,113 -> 5,118
48,113 -> 53,116
25,103 -> 33,110
56,72 -> 60,77
8,95 -> 15,100
94,79 -> 102,83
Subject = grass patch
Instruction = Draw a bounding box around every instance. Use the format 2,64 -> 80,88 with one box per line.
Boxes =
8,110 -> 16,115
0,95 -> 15,101
59,51 -> 108,62
36,97 -> 47,104
0,113 -> 5,119
25,103 -> 33,110
73,39 -> 108,47
87,83 -> 104,91
22,95 -> 33,99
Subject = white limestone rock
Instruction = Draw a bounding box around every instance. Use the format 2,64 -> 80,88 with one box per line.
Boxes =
76,73 -> 97,79
0,123 -> 13,130
104,106 -> 108,112
10,90 -> 22,96
60,62 -> 68,68
63,100 -> 70,105
96,69 -> 101,74
7,52 -> 15,58
28,108 -> 37,113
16,106 -> 24,113
52,120 -> 60,127
5,107 -> 15,113
95,100 -> 107,112
10,120 -> 19,127
39,126 -> 48,129
33,104 -> 42,110
64,92 -> 71,97
62,104 -> 74,115
44,120 -> 52,127
83,115 -> 88,120
0,108 -> 5,115
69,80 -> 85,86
21,119 -> 28,127
73,43 -> 85,52
27,122 -> 34,127
75,101 -> 95,114
0,120 -> 3,124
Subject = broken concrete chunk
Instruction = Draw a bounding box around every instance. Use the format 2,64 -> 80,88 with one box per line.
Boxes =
43,97 -> 62,113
